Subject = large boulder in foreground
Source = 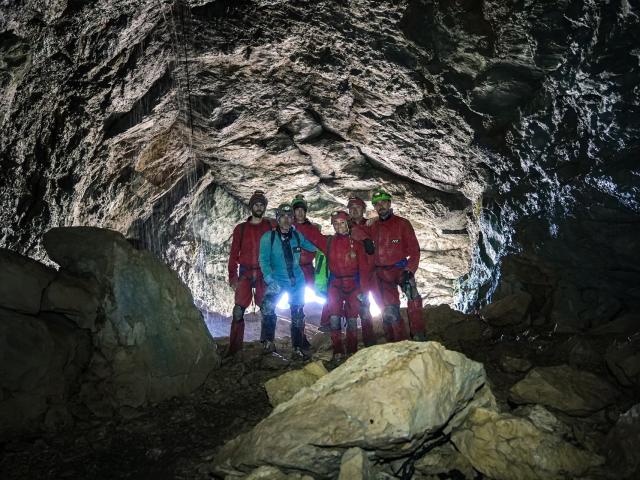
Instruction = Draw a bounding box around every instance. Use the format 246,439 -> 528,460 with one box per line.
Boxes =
509,365 -> 618,416
214,342 -> 489,478
452,407 -> 604,480
43,227 -> 219,415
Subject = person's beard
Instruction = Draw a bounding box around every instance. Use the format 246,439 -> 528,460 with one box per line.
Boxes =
252,208 -> 264,218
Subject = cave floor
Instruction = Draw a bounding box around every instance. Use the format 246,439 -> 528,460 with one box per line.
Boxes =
0,338 -> 303,480
1,318 -> 631,480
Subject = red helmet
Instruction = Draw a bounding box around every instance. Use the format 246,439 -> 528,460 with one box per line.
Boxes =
347,196 -> 366,209
331,210 -> 350,224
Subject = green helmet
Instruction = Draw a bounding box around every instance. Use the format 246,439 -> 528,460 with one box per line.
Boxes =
291,194 -> 308,211
371,188 -> 392,205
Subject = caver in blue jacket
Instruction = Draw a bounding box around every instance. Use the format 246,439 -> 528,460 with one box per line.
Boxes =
258,226 -> 316,349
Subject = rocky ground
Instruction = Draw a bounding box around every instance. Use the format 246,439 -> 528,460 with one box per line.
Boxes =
0,337 -> 319,480
2,306 -> 637,479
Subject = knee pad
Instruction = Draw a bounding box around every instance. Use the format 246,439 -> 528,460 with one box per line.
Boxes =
346,317 -> 358,331
232,305 -> 245,322
329,315 -> 342,331
382,305 -> 400,324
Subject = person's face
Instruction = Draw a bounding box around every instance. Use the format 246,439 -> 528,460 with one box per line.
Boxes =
349,204 -> 364,222
374,199 -> 391,218
293,207 -> 306,223
333,218 -> 349,235
251,202 -> 265,218
278,212 -> 292,230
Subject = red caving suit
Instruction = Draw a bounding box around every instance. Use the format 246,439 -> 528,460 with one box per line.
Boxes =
227,218 -> 274,353
369,212 -> 425,341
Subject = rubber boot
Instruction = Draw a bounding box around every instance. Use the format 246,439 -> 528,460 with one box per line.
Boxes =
408,296 -> 426,340
383,305 -> 406,342
391,319 -> 408,342
319,302 -> 331,332
359,302 -> 376,347
290,306 -> 306,350
329,315 -> 345,355
382,320 -> 395,343
228,305 -> 245,355
345,317 -> 359,355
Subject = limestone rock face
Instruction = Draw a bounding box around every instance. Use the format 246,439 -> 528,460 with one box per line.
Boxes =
451,407 -> 604,480
264,361 -> 328,407
215,342 -> 488,478
509,365 -> 618,416
42,226 -> 219,414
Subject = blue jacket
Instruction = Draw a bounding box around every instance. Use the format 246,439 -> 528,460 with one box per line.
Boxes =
259,227 -> 317,288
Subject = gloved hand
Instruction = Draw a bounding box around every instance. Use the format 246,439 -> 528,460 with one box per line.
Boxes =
402,270 -> 414,285
265,282 -> 282,296
356,292 -> 367,303
363,238 -> 375,255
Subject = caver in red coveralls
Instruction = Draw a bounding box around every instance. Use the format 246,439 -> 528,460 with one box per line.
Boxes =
227,204 -> 274,355
348,211 -> 379,347
311,211 -> 370,356
369,201 -> 426,342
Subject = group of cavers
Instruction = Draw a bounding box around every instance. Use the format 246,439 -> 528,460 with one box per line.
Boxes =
227,188 -> 427,362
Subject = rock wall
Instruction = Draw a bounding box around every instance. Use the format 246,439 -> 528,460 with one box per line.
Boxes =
1,0 -> 638,319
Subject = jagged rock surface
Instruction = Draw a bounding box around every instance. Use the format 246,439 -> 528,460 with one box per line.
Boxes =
451,407 -> 604,480
214,342 -> 490,478
509,365 -> 618,416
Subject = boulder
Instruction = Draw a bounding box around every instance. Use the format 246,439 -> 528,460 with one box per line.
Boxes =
338,447 -> 373,480
562,336 -> 604,370
0,309 -> 91,436
480,292 -> 532,327
452,407 -> 604,480
591,313 -> 640,336
214,342 -> 488,478
41,271 -> 100,330
605,334 -> 640,389
424,304 -> 489,349
605,404 -> 640,478
414,442 -> 476,479
0,248 -> 56,315
509,365 -> 618,416
43,227 -> 219,413
550,283 -> 588,333
499,355 -> 532,374
264,361 -> 328,407
512,404 -> 573,438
